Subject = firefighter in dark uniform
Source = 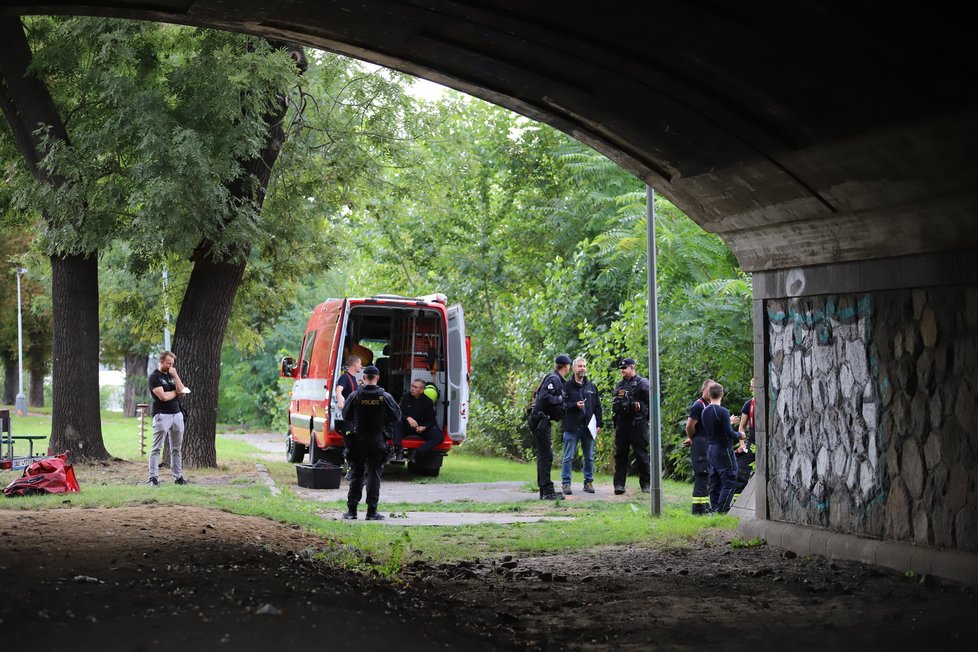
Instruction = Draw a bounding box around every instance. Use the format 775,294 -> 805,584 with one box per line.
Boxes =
528,354 -> 572,500
341,365 -> 400,520
701,383 -> 741,513
684,379 -> 715,514
611,358 -> 651,494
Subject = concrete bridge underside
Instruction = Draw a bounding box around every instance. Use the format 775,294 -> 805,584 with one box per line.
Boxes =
2,2 -> 976,584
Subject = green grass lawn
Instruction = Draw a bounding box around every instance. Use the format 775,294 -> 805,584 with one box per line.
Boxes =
1,407 -> 739,570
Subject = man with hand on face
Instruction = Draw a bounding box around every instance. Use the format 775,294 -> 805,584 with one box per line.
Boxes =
147,350 -> 188,487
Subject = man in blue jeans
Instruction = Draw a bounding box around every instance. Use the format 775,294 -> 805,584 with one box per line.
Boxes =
560,357 -> 603,495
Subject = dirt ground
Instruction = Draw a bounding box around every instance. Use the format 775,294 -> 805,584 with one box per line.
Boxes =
1,503 -> 975,652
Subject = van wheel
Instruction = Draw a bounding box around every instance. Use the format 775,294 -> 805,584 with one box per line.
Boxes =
407,456 -> 443,477
309,438 -> 325,464
407,463 -> 441,478
286,431 -> 307,464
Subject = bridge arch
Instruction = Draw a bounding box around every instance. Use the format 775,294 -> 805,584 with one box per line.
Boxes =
2,2 -> 976,584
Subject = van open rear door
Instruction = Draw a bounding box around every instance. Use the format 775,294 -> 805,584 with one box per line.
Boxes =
446,304 -> 469,442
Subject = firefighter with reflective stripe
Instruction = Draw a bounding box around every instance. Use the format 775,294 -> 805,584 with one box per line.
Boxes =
684,379 -> 715,514
611,357 -> 651,495
528,354 -> 572,500
341,365 -> 400,520
701,383 -> 741,514
733,377 -> 757,502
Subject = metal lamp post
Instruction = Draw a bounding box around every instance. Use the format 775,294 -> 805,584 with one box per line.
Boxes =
15,267 -> 27,417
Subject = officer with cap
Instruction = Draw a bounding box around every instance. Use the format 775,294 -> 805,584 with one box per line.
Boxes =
341,365 -> 400,520
611,358 -> 652,494
528,354 -> 572,500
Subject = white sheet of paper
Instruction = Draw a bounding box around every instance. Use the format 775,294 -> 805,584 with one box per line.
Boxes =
588,414 -> 598,439
181,387 -> 191,394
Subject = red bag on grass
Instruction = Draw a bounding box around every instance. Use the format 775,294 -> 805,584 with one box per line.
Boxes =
3,453 -> 80,497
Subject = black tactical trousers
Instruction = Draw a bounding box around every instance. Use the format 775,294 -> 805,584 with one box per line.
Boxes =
613,422 -> 651,488
531,415 -> 556,494
346,435 -> 388,514
690,434 -> 711,514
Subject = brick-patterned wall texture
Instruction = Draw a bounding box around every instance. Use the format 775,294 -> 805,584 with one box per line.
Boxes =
766,288 -> 978,552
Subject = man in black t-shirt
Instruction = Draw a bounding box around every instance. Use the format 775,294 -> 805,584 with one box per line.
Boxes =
147,351 -> 187,486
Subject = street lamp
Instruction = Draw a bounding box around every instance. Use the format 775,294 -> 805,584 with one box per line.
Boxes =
15,267 -> 27,417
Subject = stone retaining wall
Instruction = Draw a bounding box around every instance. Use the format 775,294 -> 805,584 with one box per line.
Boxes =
766,288 -> 978,552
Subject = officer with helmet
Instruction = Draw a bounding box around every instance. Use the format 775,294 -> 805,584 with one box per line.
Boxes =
529,354 -> 572,500
611,358 -> 651,494
341,365 -> 400,520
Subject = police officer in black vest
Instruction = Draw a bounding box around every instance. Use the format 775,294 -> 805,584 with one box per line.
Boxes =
529,354 -> 572,500
341,365 -> 400,520
611,358 -> 652,494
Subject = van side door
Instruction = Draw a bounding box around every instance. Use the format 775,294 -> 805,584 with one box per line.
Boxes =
446,303 -> 469,442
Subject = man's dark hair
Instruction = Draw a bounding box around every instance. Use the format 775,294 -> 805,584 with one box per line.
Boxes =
709,384 -> 724,399
346,354 -> 361,366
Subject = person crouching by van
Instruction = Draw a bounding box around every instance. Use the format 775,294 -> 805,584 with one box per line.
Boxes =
341,365 -> 400,520
391,379 -> 441,463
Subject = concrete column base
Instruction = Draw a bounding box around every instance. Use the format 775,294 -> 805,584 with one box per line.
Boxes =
733,479 -> 978,587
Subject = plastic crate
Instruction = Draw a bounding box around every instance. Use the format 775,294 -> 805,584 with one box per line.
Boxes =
296,463 -> 342,489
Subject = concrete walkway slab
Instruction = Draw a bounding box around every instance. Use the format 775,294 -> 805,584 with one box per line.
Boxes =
232,432 -> 646,526
329,511 -> 576,526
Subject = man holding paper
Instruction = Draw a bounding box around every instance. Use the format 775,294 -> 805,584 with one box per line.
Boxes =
560,357 -> 603,495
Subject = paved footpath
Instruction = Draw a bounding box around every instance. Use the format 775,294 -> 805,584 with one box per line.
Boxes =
222,432 -> 636,526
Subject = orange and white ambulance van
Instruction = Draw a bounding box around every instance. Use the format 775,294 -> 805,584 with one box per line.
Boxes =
279,294 -> 469,476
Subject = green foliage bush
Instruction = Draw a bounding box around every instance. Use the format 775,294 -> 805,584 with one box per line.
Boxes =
213,92 -> 753,481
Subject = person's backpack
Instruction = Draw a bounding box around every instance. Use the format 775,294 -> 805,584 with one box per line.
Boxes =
524,371 -> 556,423
3,453 -> 80,497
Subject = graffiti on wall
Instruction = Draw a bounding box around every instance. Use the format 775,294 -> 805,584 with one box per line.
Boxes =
766,294 -> 886,533
766,287 -> 978,551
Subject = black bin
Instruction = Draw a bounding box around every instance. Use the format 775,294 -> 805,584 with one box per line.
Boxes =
296,463 -> 342,489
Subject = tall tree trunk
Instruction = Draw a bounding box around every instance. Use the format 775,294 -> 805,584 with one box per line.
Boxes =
173,256 -> 247,467
27,340 -> 49,408
48,253 -> 108,459
174,40 -> 306,468
29,371 -> 45,407
123,351 -> 150,417
1,354 -> 15,405
0,17 -> 107,459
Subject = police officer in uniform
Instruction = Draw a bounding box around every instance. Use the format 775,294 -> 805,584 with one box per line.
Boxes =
611,358 -> 651,494
684,379 -> 715,514
341,365 -> 400,520
529,354 -> 572,500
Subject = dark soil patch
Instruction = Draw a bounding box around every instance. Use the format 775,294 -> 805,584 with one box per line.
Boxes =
0,505 -> 975,651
